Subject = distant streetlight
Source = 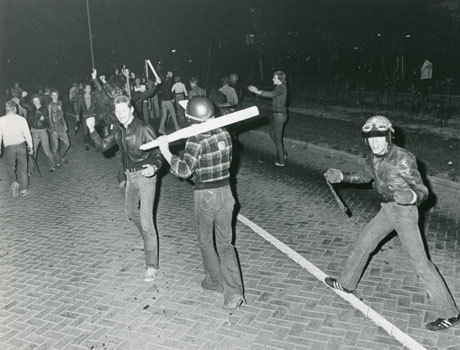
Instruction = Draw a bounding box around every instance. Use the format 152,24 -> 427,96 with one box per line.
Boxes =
171,49 -> 176,53
405,34 -> 411,38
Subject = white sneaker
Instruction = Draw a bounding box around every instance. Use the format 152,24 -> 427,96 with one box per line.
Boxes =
11,182 -> 20,199
144,267 -> 158,282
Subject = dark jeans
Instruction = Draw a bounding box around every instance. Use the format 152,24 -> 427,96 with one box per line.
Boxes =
82,117 -> 91,147
49,130 -> 70,163
175,93 -> 186,120
4,142 -> 28,190
339,202 -> 459,317
125,171 -> 159,269
269,112 -> 287,163
194,185 -> 243,302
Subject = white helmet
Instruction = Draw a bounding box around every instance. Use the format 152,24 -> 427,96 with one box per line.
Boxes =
362,116 -> 394,145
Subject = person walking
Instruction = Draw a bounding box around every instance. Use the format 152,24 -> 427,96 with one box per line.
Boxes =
0,101 -> 34,198
48,89 -> 70,167
86,94 -> 164,282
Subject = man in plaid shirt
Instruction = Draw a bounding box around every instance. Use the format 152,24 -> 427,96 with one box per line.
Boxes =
157,96 -> 244,310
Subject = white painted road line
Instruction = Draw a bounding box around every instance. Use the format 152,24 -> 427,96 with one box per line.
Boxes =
237,213 -> 427,350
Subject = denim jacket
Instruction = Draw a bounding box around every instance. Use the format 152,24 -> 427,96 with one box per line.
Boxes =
343,145 -> 428,205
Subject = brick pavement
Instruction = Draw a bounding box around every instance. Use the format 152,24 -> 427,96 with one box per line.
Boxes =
0,118 -> 459,350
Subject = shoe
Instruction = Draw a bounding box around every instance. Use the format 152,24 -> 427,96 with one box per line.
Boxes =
274,162 -> 285,167
144,267 -> 158,282
56,163 -> 61,169
223,295 -> 244,310
426,314 -> 460,331
283,151 -> 288,160
324,277 -> 353,293
201,279 -> 223,293
20,189 -> 29,197
85,145 -> 90,151
11,182 -> 20,199
158,130 -> 165,135
49,167 -> 56,172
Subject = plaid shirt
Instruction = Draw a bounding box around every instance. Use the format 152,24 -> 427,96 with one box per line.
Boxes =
170,127 -> 232,189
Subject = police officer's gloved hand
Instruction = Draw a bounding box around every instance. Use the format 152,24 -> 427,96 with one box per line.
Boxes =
394,189 -> 416,205
325,168 -> 343,183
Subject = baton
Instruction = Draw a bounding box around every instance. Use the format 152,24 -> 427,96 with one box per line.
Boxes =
74,119 -> 81,135
29,154 -> 41,178
324,174 -> 350,217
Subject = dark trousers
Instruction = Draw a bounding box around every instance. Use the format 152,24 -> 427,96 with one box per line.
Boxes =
269,112 -> 288,163
4,142 -> 28,190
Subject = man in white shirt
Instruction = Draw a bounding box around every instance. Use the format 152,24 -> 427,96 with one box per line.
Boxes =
0,101 -> 34,198
218,76 -> 238,107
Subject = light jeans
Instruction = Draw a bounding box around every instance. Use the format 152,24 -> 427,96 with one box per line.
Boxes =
49,130 -> 70,163
125,171 -> 159,269
31,128 -> 56,168
194,185 -> 244,302
159,100 -> 179,134
339,202 -> 459,317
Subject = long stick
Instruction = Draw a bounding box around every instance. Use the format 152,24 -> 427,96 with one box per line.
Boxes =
85,0 -> 95,68
324,175 -> 350,216
146,60 -> 161,82
140,106 -> 259,150
29,155 -> 41,178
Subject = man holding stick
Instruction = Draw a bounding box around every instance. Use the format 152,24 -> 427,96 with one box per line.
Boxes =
324,115 -> 460,331
86,95 -> 164,282
156,96 -> 245,310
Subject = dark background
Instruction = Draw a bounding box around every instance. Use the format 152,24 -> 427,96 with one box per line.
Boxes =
1,0 -> 458,94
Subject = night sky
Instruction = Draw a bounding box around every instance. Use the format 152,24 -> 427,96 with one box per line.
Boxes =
0,0 -> 454,94
0,0 -> 249,91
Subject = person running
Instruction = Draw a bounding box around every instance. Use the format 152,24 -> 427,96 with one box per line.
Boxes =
324,115 -> 460,331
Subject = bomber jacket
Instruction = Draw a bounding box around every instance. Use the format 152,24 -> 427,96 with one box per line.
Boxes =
260,83 -> 287,113
27,105 -> 49,129
343,145 -> 428,205
90,117 -> 163,171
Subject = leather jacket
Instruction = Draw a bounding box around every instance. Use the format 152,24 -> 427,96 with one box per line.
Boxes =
48,101 -> 68,132
343,145 -> 428,205
27,105 -> 49,129
90,117 -> 163,171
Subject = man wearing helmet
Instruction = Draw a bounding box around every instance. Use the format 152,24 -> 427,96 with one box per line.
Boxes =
324,116 -> 460,331
157,96 -> 245,310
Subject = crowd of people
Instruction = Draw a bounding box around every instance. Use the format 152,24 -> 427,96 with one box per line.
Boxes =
2,65 -> 459,329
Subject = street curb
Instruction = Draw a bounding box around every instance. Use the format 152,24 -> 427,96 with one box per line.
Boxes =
247,129 -> 460,193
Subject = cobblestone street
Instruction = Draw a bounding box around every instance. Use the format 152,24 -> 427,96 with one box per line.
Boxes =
1,114 -> 459,350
